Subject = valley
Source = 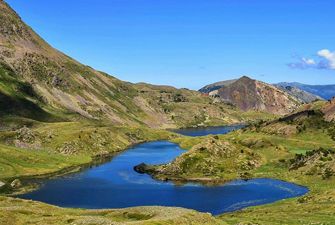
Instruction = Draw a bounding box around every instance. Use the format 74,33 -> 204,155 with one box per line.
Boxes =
0,0 -> 335,224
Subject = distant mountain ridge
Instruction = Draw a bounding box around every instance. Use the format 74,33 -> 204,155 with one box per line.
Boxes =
275,84 -> 324,103
276,82 -> 335,100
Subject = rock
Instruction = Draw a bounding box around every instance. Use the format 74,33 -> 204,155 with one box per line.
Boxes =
134,163 -> 150,174
10,179 -> 22,188
58,141 -> 79,155
16,126 -> 36,143
51,75 -> 63,86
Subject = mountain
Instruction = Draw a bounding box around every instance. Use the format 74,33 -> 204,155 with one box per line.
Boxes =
277,82 -> 335,100
209,76 -> 302,115
275,84 -> 324,103
198,79 -> 237,94
200,78 -> 323,104
0,0 -> 266,129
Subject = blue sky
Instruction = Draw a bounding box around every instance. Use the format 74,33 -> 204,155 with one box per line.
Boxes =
6,0 -> 335,89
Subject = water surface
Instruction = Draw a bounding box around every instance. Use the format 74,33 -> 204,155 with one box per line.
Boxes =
18,140 -> 308,215
172,125 -> 245,137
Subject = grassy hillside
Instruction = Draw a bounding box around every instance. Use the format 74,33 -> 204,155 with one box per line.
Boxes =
0,62 -> 60,121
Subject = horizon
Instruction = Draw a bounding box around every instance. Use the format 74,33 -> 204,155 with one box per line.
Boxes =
6,0 -> 335,90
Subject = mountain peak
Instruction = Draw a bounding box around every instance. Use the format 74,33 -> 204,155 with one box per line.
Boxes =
208,77 -> 302,115
238,75 -> 253,81
1,1 -> 33,41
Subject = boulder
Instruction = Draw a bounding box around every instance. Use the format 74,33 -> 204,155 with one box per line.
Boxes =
10,179 -> 22,188
134,163 -> 150,174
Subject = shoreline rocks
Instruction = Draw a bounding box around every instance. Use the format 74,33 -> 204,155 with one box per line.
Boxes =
134,163 -> 151,174
11,179 -> 22,188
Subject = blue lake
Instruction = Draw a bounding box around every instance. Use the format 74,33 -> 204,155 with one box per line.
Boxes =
18,139 -> 308,215
172,125 -> 245,137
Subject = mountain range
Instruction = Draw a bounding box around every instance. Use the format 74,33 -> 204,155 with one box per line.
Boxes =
203,76 -> 303,115
0,0 -> 270,129
276,82 -> 335,100
199,76 -> 335,114
1,0 -> 333,124
200,79 -> 335,101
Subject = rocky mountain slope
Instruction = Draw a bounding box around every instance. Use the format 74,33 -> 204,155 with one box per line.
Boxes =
0,0 -> 268,129
200,78 -> 324,106
205,76 -> 302,115
277,82 -> 335,100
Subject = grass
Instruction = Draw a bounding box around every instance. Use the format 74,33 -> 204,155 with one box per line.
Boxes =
0,144 -> 90,180
0,196 -> 224,225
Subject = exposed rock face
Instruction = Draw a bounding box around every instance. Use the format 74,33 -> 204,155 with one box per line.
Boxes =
323,97 -> 335,122
216,76 -> 301,115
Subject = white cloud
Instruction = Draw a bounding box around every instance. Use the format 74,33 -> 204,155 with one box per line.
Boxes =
288,49 -> 335,70
317,49 -> 335,69
287,57 -> 316,69
302,57 -> 316,65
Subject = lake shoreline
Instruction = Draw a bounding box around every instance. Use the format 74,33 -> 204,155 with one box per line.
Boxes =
1,138 -> 170,196
2,124 -> 245,195
15,138 -> 309,215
